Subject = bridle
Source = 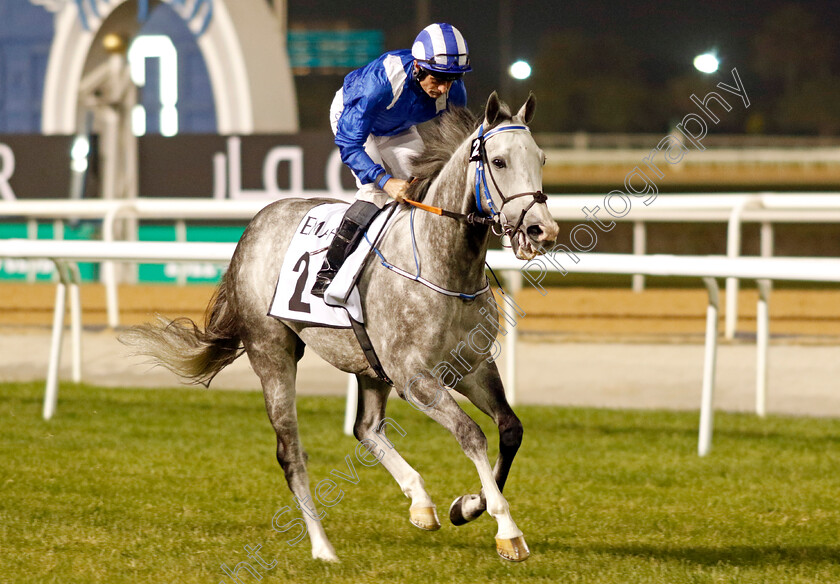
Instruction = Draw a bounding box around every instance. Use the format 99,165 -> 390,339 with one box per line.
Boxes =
405,122 -> 547,241
471,123 -> 547,237
373,123 -> 545,302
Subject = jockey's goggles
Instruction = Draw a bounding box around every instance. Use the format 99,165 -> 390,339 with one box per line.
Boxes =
417,53 -> 472,80
425,71 -> 464,83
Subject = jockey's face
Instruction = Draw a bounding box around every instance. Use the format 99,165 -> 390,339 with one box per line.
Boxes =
415,64 -> 455,99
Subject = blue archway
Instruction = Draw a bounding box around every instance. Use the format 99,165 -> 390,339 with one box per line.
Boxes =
41,0 -> 298,135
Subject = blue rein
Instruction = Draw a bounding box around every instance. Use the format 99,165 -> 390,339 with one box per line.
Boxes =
370,206 -> 491,301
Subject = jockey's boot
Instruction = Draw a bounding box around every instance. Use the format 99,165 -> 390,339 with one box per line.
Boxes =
311,200 -> 380,298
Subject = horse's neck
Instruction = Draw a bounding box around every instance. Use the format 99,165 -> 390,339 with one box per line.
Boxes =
412,145 -> 490,290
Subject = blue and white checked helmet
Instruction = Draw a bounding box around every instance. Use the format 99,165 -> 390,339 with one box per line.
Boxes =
411,23 -> 471,77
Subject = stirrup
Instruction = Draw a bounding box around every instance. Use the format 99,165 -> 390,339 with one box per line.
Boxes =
310,272 -> 334,299
309,201 -> 379,299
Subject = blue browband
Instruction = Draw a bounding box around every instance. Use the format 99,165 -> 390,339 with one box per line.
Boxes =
471,124 -> 531,217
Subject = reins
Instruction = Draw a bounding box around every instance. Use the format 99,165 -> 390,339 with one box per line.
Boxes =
403,198 -> 496,226
369,206 -> 491,301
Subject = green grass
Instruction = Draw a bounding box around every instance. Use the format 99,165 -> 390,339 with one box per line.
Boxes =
2,382 -> 840,583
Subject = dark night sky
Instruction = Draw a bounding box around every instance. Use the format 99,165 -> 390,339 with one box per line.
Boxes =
287,0 -> 840,105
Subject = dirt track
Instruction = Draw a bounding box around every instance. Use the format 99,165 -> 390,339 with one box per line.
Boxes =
3,282 -> 840,417
2,282 -> 839,340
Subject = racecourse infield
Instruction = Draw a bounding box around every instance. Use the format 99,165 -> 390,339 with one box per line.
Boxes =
1,282 -> 839,418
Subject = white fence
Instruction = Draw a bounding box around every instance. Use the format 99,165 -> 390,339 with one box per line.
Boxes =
542,146 -> 840,166
0,195 -> 350,326
546,192 -> 840,339
4,193 -> 840,338
2,238 -> 840,457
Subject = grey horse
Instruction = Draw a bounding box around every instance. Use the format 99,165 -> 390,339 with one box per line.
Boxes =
122,92 -> 559,562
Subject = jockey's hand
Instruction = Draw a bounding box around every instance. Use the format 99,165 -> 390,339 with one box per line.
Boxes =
383,178 -> 409,202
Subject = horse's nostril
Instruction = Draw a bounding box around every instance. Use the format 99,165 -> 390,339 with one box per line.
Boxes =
526,225 -> 543,238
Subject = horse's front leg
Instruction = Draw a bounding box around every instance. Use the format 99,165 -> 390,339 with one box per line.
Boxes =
395,374 -> 528,561
448,360 -> 523,528
353,375 -> 440,530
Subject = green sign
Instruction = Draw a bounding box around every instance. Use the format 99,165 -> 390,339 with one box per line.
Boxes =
135,224 -> 243,284
288,30 -> 383,70
0,222 -> 244,284
0,222 -> 99,282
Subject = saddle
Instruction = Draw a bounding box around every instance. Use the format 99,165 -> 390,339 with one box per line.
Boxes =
268,201 -> 399,382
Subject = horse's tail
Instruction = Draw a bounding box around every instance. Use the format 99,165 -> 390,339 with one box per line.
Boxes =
120,271 -> 243,387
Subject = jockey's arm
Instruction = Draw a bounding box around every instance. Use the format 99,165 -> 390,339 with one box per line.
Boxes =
333,79 -> 393,190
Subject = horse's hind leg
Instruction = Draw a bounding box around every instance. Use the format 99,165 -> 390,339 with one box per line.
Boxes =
244,326 -> 338,562
449,361 -> 522,527
353,376 -> 440,530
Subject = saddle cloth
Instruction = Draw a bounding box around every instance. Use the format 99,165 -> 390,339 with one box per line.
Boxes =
268,202 -> 397,327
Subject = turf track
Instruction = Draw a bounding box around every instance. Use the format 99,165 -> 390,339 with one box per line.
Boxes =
2,382 -> 840,583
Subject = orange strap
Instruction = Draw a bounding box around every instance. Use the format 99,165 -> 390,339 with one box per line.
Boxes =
402,196 -> 496,226
403,198 -> 443,216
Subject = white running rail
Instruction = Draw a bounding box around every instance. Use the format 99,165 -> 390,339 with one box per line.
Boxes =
4,193 -> 840,337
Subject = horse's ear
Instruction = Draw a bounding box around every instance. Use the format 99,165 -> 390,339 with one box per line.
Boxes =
484,91 -> 502,126
516,92 -> 537,125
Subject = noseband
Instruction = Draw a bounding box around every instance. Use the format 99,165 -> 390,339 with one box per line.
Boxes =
404,123 -> 546,241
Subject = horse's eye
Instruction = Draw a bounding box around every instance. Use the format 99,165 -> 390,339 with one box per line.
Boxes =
492,158 -> 506,169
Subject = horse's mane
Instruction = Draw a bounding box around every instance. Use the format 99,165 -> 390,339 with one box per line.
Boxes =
407,102 -> 514,203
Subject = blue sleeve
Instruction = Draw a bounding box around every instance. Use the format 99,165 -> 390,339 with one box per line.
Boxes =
334,69 -> 392,186
448,81 -> 467,109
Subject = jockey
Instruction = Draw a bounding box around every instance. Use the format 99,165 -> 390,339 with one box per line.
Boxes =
311,22 -> 471,298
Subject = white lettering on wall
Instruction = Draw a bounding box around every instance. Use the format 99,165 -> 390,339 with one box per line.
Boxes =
219,137 -> 305,200
212,138 -> 351,200
163,262 -> 221,279
129,35 -> 179,137
0,143 -> 16,201
263,147 -> 304,195
1,258 -> 54,275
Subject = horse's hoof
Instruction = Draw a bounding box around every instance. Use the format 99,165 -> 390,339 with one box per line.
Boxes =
409,506 -> 441,531
495,535 -> 530,562
311,548 -> 340,562
449,494 -> 485,526
449,496 -> 469,526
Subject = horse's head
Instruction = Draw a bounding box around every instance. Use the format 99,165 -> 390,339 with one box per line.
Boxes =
474,92 -> 559,260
